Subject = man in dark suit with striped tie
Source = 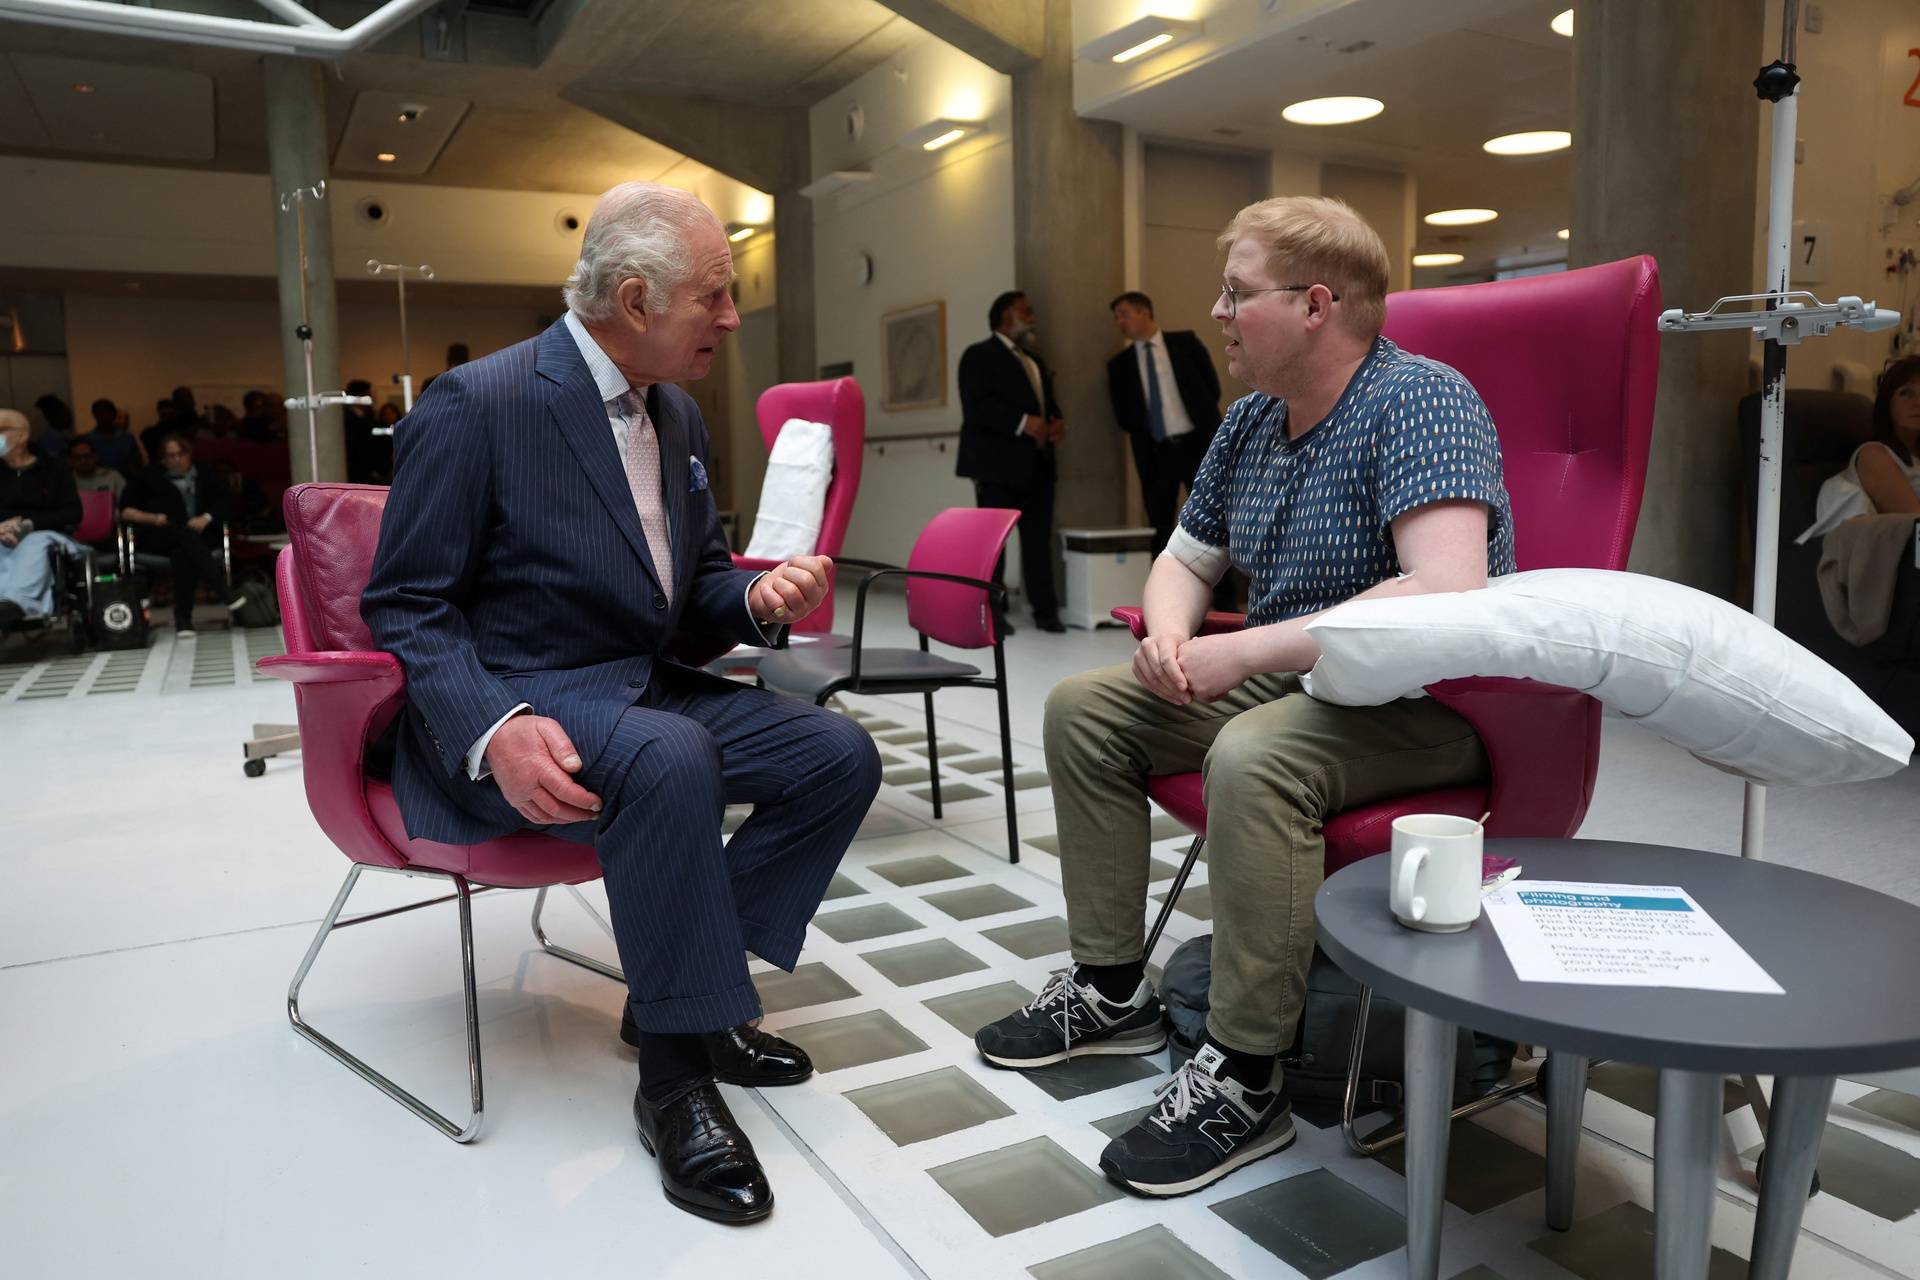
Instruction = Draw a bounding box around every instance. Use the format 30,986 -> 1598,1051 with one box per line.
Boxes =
364,183 -> 881,1225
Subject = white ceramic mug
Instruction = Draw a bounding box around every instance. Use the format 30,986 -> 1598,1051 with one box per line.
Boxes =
1389,813 -> 1484,933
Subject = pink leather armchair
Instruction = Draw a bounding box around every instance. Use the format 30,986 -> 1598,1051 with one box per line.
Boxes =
260,482 -> 628,1144
1123,255 -> 1661,1152
731,376 -> 865,634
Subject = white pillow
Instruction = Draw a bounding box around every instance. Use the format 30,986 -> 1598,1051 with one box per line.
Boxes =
1300,568 -> 1913,786
742,418 -> 834,561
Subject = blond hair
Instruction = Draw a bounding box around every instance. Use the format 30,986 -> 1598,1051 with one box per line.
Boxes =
1216,196 -> 1390,337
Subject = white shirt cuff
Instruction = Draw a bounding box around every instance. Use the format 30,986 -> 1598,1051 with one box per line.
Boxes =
1012,413 -> 1027,436
745,573 -> 784,645
467,703 -> 532,781
1164,526 -> 1231,586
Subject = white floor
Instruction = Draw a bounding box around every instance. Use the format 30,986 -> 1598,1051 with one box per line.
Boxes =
4,607 -> 1919,1279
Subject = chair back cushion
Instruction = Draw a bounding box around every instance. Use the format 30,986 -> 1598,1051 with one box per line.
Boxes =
905,507 -> 1021,648
281,483 -> 389,652
1381,256 -> 1659,573
742,419 -> 835,561
755,377 -> 865,560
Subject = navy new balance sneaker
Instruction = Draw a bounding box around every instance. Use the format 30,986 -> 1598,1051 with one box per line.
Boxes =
974,968 -> 1166,1068
1098,1043 -> 1295,1197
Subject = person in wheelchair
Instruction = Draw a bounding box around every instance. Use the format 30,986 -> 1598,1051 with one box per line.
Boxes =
120,433 -> 244,637
0,408 -> 84,632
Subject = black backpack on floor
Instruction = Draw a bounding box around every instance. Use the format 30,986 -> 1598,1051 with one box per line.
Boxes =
1161,934 -> 1516,1108
232,577 -> 280,629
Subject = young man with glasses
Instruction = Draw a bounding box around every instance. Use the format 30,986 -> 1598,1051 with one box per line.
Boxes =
975,196 -> 1517,1197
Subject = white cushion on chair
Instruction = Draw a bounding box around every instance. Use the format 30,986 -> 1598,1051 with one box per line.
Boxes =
1300,568 -> 1913,786
743,418 -> 834,561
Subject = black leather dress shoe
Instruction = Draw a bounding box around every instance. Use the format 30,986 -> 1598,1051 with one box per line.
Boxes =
1035,616 -> 1067,633
634,1081 -> 773,1223
620,1007 -> 814,1086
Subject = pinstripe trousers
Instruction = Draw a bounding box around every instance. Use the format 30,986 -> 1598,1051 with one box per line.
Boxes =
474,663 -> 881,1034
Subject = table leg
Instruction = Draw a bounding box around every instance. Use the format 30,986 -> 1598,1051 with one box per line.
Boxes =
1404,1007 -> 1457,1280
1543,1051 -> 1589,1230
1655,1070 -> 1724,1278
1747,1075 -> 1835,1280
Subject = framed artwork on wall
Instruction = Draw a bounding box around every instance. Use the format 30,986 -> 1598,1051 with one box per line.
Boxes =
881,300 -> 946,411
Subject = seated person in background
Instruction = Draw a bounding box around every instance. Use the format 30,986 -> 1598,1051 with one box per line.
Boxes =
1798,355 -> 1920,543
32,393 -> 72,462
377,402 -> 403,430
237,390 -> 276,444
974,196 -> 1516,1198
121,433 -> 244,637
0,409 -> 84,628
68,437 -> 125,501
86,398 -> 144,479
203,405 -> 239,440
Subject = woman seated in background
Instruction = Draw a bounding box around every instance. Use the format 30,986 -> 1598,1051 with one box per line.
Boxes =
121,433 -> 244,637
1799,355 -> 1920,543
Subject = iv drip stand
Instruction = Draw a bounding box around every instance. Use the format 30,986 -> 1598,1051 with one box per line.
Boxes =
1657,0 -> 1899,1186
278,181 -> 371,481
367,259 -> 434,413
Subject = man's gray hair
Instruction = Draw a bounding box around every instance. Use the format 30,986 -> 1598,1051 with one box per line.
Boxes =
563,183 -> 718,323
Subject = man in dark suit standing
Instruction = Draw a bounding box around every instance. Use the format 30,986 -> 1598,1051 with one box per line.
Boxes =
1106,291 -> 1223,554
363,183 -> 881,1225
956,290 -> 1067,632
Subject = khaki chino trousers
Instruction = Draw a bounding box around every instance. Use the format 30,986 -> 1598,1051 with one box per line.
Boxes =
1044,665 -> 1488,1056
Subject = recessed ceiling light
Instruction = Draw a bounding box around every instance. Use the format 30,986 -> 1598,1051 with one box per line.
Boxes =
728,226 -> 756,242
375,152 -> 397,163
1413,253 -> 1465,268
72,83 -> 94,94
1557,227 -> 1571,241
899,118 -> 984,152
1551,9 -> 1574,38
1424,208 -> 1499,226
1484,130 -> 1571,156
922,128 -> 967,151
1282,96 -> 1384,126
1111,33 -> 1174,63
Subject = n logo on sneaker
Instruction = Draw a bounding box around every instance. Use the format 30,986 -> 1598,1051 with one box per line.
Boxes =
1048,997 -> 1104,1040
1198,1102 -> 1250,1155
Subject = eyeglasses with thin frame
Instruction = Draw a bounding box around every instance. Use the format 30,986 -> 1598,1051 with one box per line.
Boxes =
1216,283 -> 1340,318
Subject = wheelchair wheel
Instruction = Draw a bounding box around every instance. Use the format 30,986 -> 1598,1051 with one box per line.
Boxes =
244,758 -> 266,778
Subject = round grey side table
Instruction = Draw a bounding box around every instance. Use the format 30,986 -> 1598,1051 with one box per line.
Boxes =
1314,838 -> 1920,1280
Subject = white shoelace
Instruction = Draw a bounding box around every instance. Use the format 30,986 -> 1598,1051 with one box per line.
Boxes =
1025,968 -> 1084,1055
1149,1061 -> 1224,1134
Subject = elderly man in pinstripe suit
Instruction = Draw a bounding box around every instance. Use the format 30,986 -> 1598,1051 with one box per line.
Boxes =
364,183 -> 881,1225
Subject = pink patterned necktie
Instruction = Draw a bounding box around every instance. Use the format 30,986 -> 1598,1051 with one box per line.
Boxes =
617,390 -> 674,603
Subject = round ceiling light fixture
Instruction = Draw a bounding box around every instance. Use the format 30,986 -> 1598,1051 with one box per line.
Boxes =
1412,253 -> 1465,268
1551,9 -> 1574,38
1281,96 -> 1384,126
1484,129 -> 1571,156
1423,208 -> 1499,226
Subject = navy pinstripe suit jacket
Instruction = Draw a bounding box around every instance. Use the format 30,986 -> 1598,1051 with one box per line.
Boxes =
364,318 -> 771,845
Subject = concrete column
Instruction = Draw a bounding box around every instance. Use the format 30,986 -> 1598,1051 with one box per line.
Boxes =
1013,0 -> 1128,586
263,55 -> 344,485
1572,0 -> 1764,595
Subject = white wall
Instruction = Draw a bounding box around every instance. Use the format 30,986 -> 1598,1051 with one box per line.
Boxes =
809,34 -> 1011,564
0,155 -> 771,288
1755,0 -> 1920,390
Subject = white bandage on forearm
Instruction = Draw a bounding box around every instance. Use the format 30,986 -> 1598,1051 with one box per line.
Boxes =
1164,526 -> 1230,586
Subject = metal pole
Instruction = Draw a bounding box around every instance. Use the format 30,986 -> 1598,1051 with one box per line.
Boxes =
367,260 -> 433,413
284,183 -> 323,486
1740,0 -> 1800,863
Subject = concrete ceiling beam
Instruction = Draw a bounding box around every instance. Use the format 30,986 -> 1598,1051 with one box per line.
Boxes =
872,0 -> 1041,74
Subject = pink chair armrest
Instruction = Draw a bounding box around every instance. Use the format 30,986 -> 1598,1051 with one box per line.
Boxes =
1427,677 -> 1602,839
258,650 -> 411,870
1110,606 -> 1249,641
256,651 -> 402,685
731,554 -> 784,573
